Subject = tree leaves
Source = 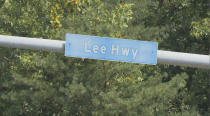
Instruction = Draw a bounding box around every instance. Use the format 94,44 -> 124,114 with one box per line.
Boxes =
0,0 -> 209,115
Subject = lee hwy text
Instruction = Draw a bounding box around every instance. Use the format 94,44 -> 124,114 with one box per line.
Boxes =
84,40 -> 139,59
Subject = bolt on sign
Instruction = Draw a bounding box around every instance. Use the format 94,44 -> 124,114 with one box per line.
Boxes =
65,34 -> 158,65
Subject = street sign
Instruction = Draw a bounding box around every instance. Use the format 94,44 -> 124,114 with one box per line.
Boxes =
65,34 -> 158,65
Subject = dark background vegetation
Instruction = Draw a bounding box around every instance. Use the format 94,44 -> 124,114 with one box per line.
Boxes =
0,0 -> 209,115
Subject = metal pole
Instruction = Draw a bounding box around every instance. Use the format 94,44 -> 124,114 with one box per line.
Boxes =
157,50 -> 210,69
0,35 -> 209,69
0,35 -> 65,53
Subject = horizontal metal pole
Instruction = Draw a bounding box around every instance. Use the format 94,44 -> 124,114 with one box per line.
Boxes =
157,50 -> 210,69
0,35 -> 209,69
0,35 -> 65,53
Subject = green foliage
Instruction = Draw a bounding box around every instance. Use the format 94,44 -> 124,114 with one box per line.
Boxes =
191,18 -> 210,39
0,0 -> 209,115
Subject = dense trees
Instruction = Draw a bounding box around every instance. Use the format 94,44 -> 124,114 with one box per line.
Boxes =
0,0 -> 209,115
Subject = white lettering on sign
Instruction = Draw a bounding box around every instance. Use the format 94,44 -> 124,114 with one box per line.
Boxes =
93,45 -> 99,53
101,45 -> 106,54
85,40 -> 91,53
122,48 -> 130,56
66,34 -> 158,65
112,45 -> 119,55
84,40 -> 139,59
132,49 -> 138,59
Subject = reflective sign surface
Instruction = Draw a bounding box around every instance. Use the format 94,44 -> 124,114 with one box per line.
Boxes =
65,34 -> 158,65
